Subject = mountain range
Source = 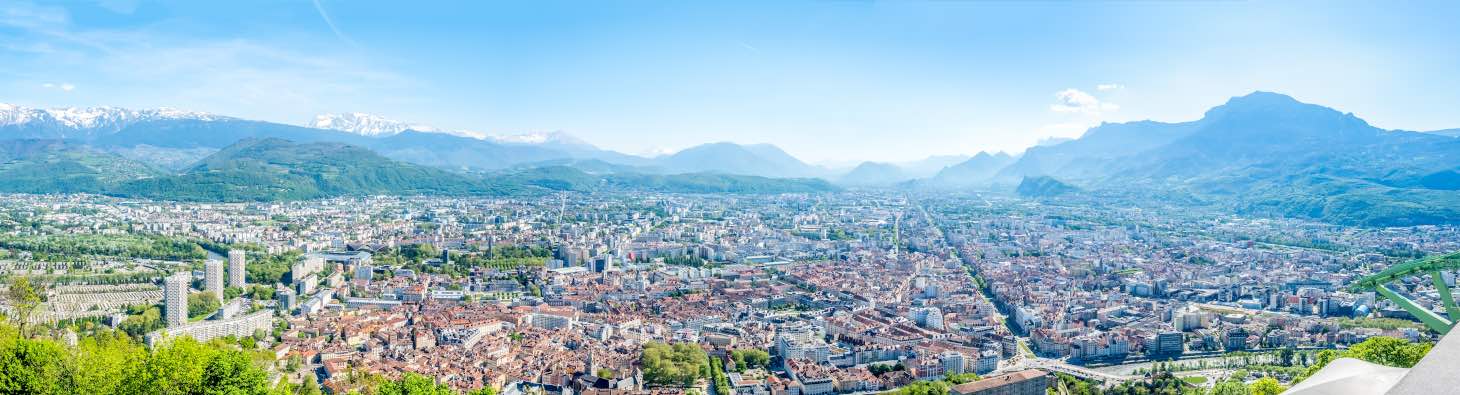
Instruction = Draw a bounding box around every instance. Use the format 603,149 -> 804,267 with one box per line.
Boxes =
3,92 -> 1460,225
0,103 -> 831,177
987,92 -> 1460,226
0,137 -> 837,201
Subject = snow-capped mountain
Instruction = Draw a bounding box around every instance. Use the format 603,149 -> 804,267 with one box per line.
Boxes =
309,112 -> 437,137
486,130 -> 588,146
0,103 -> 647,171
310,112 -> 589,147
0,103 -> 226,138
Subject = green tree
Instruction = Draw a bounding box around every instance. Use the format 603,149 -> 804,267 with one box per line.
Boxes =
71,330 -> 146,394
640,342 -> 709,387
376,372 -> 454,395
1209,380 -> 1250,395
466,386 -> 497,395
730,348 -> 771,372
1295,337 -> 1432,384
298,378 -> 323,395
203,349 -> 269,394
117,305 -> 165,340
1277,347 -> 1295,367
945,373 -> 979,385
1247,377 -> 1285,395
190,292 -> 223,319
0,331 -> 68,394
6,277 -> 45,338
1343,336 -> 1431,368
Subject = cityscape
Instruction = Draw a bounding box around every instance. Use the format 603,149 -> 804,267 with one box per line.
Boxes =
1,1 -> 1458,395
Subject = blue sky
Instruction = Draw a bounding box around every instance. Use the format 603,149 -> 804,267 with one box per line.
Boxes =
2,1 -> 1458,163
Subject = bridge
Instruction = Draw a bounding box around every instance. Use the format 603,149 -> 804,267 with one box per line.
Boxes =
994,355 -> 1136,384
1348,251 -> 1460,334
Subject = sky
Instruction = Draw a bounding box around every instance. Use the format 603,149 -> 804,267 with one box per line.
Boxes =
2,1 -> 1458,163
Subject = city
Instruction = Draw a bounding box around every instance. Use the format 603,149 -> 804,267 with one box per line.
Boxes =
1,1 -> 1458,395
0,190 -> 1451,394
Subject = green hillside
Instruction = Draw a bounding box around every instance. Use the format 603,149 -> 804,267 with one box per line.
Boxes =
112,138 -> 516,201
0,140 -> 160,194
1017,176 -> 1078,197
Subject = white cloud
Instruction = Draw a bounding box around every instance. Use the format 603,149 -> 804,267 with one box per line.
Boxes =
40,82 -> 74,91
1034,87 -> 1124,145
1,1 -> 416,122
1049,88 -> 1119,115
311,0 -> 359,48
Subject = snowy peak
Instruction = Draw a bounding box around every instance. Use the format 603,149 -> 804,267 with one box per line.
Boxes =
486,130 -> 588,146
0,103 -> 225,132
309,112 -> 437,137
309,113 -> 587,146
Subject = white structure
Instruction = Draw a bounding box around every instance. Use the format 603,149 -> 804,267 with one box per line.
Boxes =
204,260 -> 225,300
940,351 -> 967,375
775,325 -> 831,363
913,306 -> 945,330
228,249 -> 246,288
1282,358 -> 1407,395
528,312 -> 575,330
292,255 -> 325,284
163,273 -> 190,327
975,350 -> 1000,374
149,310 -> 274,346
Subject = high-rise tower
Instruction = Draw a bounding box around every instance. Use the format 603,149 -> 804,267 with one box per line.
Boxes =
204,259 -> 224,300
228,249 -> 246,288
164,272 -> 190,327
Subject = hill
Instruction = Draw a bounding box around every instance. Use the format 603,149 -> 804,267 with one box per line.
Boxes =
837,162 -> 908,186
112,138 -> 512,201
993,120 -> 1196,183
654,142 -> 823,178
931,151 -> 1016,186
0,140 -> 160,194
1009,92 -> 1460,226
897,155 -> 971,178
1016,176 -> 1078,197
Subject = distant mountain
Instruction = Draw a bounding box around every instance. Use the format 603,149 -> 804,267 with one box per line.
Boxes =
309,112 -> 437,137
1013,91 -> 1460,226
993,120 -> 1196,183
653,142 -> 822,177
497,166 -> 838,194
309,112 -> 598,148
837,162 -> 908,186
931,151 -> 1016,186
1016,176 -> 1077,197
96,118 -> 368,148
896,154 -> 971,178
0,105 -> 652,172
112,138 -> 511,201
0,135 -> 835,200
0,103 -> 226,140
1423,129 -> 1460,138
